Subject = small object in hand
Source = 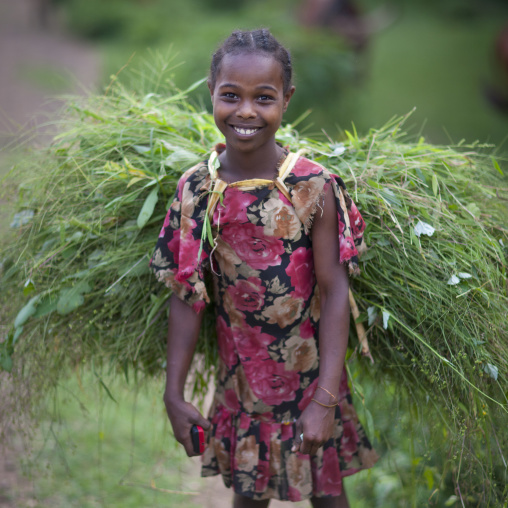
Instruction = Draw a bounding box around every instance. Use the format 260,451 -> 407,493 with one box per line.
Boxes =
300,433 -> 304,442
190,424 -> 205,454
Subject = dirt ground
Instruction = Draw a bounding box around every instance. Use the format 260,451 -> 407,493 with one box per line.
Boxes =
0,1 -> 94,506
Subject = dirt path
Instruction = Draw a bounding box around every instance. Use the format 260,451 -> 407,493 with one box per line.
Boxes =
0,0 -> 99,148
0,1 -> 99,506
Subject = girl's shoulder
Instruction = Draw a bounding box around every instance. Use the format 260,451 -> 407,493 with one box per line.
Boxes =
174,159 -> 210,200
285,155 -> 336,184
285,154 -> 349,191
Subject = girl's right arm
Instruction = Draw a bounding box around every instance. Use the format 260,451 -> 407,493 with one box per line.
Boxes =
164,294 -> 211,456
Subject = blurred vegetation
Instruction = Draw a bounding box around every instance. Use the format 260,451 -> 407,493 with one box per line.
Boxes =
2,1 -> 508,506
50,0 -> 508,147
10,365 -> 502,507
1,55 -> 506,505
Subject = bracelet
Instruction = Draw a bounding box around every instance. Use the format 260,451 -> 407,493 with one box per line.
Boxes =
311,398 -> 338,408
317,385 -> 338,401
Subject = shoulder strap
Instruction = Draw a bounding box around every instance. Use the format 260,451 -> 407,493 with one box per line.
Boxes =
275,149 -> 307,203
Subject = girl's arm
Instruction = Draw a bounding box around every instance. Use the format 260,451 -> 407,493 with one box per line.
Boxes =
293,183 -> 350,456
164,294 -> 211,456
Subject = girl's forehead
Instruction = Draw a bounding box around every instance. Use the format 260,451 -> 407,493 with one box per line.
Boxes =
216,52 -> 284,89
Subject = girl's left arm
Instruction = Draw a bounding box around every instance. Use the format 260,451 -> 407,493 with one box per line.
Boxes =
293,183 -> 350,456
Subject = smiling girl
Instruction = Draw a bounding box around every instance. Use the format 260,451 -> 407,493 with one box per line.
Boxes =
150,29 -> 378,508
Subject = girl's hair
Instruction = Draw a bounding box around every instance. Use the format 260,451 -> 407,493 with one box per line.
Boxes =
210,29 -> 293,93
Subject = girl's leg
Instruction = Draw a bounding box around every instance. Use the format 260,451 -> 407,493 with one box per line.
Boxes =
233,493 -> 270,508
310,488 -> 349,508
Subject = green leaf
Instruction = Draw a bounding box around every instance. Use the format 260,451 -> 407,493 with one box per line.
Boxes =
56,282 -> 91,315
93,369 -> 117,403
445,495 -> 459,506
137,188 -> 159,229
364,407 -> 375,439
13,326 -> 23,344
33,295 -> 58,318
57,290 -> 84,315
432,173 -> 438,196
491,157 -> 504,176
0,351 -> 13,372
23,279 -> 35,296
423,467 -> 435,490
14,296 -> 40,328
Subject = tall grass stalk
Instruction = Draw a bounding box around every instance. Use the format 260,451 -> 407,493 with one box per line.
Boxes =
1,55 -> 507,503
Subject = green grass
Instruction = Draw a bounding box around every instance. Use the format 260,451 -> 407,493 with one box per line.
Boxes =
21,373 -> 202,508
12,369 -> 465,508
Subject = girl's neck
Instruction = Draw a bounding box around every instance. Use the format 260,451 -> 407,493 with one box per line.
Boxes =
218,142 -> 284,183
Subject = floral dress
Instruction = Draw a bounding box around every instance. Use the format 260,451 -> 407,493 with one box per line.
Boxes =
150,146 -> 378,501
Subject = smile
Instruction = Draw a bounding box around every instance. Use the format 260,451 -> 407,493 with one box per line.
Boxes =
232,126 -> 260,136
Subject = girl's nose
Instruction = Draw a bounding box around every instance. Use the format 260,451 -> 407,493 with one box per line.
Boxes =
236,99 -> 256,119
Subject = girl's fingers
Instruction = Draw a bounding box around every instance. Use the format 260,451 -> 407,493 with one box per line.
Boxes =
196,414 -> 211,431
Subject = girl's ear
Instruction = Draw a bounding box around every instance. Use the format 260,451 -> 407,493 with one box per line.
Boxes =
283,86 -> 296,113
207,79 -> 214,97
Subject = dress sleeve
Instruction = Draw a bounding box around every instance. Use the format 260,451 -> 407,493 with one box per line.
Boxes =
287,157 -> 366,276
329,173 -> 366,276
149,168 -> 210,312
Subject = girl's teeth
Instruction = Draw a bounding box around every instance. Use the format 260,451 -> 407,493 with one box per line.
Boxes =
234,127 -> 258,135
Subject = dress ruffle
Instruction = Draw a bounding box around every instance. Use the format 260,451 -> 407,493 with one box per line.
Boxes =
202,370 -> 379,501
149,164 -> 211,312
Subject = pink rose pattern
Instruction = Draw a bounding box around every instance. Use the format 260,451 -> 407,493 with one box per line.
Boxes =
150,153 -> 376,501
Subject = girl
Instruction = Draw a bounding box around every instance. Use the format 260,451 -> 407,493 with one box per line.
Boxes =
150,29 -> 378,508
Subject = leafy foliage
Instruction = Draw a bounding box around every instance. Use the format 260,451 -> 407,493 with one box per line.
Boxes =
1,55 -> 507,503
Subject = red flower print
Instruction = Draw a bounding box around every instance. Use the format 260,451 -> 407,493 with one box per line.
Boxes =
288,486 -> 302,502
221,223 -> 285,270
214,189 -> 257,225
299,318 -> 314,339
224,388 -> 241,412
217,316 -> 238,369
167,229 -> 180,264
318,447 -> 342,496
213,405 -> 233,440
239,412 -> 251,430
159,208 -> 171,238
235,324 -> 276,362
340,419 -> 359,460
297,378 -> 318,411
292,158 -> 323,177
339,234 -> 357,263
226,277 -> 266,313
286,247 -> 315,300
348,200 -> 365,238
243,359 -> 300,406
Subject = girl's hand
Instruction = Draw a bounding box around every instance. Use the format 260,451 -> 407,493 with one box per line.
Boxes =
164,394 -> 211,457
292,400 -> 337,456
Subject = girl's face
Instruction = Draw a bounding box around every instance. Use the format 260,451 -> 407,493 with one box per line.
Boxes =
208,52 -> 295,155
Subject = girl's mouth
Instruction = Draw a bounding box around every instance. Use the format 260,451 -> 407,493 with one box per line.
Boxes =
232,126 -> 261,136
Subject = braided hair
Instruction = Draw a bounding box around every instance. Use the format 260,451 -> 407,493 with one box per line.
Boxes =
209,29 -> 293,93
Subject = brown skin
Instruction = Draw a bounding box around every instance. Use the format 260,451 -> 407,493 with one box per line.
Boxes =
163,50 -> 350,506
163,294 -> 210,457
208,52 -> 295,183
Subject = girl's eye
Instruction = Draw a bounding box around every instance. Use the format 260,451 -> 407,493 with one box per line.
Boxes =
222,92 -> 237,99
258,95 -> 274,102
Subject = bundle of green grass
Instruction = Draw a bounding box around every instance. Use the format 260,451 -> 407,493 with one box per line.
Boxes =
1,59 -> 507,497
